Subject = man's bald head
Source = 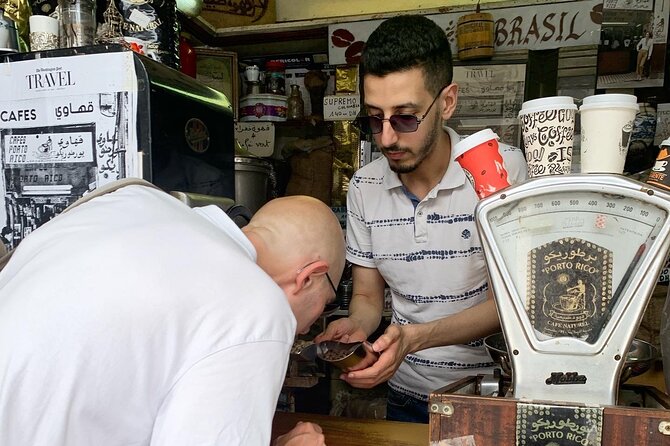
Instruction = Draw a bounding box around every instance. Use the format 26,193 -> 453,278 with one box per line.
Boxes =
245,196 -> 342,266
242,196 -> 346,333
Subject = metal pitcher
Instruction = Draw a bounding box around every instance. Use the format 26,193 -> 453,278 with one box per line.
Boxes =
0,8 -> 20,53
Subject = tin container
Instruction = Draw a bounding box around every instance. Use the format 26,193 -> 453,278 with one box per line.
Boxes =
239,94 -> 287,122
0,9 -> 20,53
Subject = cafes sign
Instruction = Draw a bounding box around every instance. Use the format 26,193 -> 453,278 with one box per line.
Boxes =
328,0 -> 603,65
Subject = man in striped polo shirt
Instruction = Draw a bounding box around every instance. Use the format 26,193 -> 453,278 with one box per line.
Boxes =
317,14 -> 527,423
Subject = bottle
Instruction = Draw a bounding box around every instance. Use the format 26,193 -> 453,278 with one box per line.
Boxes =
265,60 -> 285,95
287,84 -> 304,120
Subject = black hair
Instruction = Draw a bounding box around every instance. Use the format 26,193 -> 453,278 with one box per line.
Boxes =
361,15 -> 453,95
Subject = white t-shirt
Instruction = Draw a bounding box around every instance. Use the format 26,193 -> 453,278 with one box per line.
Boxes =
346,127 -> 527,400
0,185 -> 296,445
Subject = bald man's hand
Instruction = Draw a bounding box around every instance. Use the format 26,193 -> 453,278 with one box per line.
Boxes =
314,317 -> 367,345
274,421 -> 326,446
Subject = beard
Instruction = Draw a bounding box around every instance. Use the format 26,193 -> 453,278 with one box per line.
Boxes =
384,120 -> 440,174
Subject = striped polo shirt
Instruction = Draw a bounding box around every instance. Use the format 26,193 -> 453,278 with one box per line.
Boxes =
346,126 -> 528,400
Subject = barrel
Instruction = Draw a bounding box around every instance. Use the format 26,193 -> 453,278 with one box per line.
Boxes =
456,12 -> 495,60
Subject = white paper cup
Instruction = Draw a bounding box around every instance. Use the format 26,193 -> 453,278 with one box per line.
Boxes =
579,94 -> 639,174
29,15 -> 59,51
518,96 -> 577,178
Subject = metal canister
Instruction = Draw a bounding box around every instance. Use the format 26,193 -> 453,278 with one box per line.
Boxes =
646,138 -> 670,191
338,279 -> 352,309
0,8 -> 20,53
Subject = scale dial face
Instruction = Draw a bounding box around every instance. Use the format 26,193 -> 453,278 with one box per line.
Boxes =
485,189 -> 667,342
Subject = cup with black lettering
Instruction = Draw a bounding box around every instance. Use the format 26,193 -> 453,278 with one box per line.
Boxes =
647,138 -> 670,191
518,96 -> 577,178
454,128 -> 510,200
29,15 -> 59,51
579,94 -> 639,174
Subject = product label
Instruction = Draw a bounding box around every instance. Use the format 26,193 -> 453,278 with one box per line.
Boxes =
527,237 -> 612,338
647,146 -> 670,191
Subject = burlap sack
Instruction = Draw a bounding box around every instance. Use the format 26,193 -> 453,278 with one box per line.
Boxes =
284,137 -> 334,205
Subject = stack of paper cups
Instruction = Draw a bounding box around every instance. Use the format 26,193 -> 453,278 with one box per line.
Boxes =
579,94 -> 639,174
518,96 -> 577,178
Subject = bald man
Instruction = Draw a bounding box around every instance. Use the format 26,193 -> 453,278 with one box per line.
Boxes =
0,182 -> 344,446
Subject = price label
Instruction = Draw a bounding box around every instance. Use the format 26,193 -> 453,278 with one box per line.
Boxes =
323,95 -> 360,121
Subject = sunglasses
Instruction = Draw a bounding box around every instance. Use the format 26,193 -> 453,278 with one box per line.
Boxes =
324,271 -> 338,297
356,85 -> 448,135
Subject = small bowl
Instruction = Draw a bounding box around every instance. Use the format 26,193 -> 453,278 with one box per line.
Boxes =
317,341 -> 371,370
483,333 -> 658,383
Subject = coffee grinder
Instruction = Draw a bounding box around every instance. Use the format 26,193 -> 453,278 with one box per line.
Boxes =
430,174 -> 670,445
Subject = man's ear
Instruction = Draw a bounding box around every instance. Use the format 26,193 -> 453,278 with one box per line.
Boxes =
440,83 -> 459,121
294,260 -> 329,292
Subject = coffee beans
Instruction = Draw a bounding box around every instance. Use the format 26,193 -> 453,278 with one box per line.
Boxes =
320,348 -> 352,362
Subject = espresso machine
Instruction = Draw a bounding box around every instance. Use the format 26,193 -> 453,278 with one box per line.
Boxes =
0,45 -> 236,248
430,174 -> 670,445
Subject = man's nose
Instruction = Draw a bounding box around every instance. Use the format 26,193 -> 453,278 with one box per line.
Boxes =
378,120 -> 399,147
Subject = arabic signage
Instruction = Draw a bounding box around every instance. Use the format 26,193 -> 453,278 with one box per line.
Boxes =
200,0 -> 276,28
605,0 -> 653,10
234,121 -> 275,157
0,51 -> 139,249
328,0 -> 603,65
448,64 -> 525,147
516,402 -> 603,445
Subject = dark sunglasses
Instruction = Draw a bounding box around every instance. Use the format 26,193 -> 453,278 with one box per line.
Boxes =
356,85 -> 448,135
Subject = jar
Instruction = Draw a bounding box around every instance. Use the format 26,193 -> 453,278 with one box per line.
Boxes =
287,84 -> 304,120
59,0 -> 96,47
265,60 -> 285,95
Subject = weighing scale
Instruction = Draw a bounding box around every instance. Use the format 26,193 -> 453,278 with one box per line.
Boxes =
430,174 -> 670,445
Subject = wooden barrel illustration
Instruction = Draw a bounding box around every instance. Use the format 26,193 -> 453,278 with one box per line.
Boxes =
456,12 -> 495,60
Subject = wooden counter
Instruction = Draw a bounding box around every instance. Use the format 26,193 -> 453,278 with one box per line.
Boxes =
271,412 -> 428,446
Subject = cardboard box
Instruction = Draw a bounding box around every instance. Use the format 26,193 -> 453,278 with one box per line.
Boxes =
200,0 -> 276,29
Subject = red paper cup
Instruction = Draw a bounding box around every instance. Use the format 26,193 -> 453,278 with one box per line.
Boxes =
454,129 -> 510,199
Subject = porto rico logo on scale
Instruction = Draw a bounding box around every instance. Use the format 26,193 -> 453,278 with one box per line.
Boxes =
527,237 -> 612,338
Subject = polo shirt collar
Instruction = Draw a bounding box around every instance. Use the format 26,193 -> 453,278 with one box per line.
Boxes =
380,126 -> 468,192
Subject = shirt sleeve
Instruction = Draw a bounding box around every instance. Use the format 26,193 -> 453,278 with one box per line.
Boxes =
150,341 -> 290,446
345,175 -> 376,268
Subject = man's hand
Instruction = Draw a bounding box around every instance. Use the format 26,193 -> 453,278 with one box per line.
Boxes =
314,317 -> 367,344
339,324 -> 409,388
274,422 -> 326,446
